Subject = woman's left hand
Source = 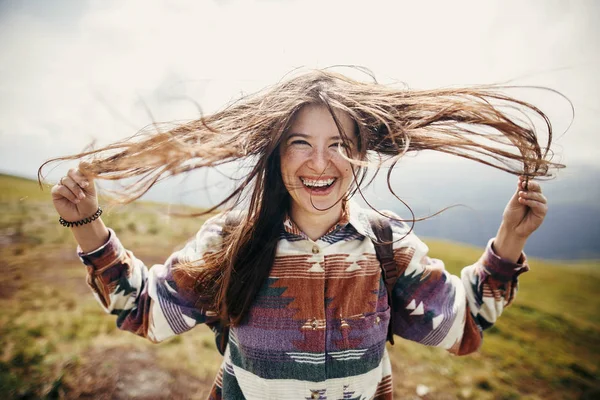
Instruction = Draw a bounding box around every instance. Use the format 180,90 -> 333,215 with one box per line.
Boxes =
501,176 -> 548,239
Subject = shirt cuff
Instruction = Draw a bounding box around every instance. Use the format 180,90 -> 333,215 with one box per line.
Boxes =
481,238 -> 529,281
77,228 -> 124,270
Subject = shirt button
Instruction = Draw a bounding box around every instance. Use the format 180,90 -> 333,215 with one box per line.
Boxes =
311,320 -> 318,330
312,245 -> 320,254
311,393 -> 319,399
375,316 -> 381,324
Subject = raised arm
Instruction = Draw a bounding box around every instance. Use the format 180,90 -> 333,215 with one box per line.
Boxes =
78,219 -> 224,342
51,168 -> 223,342
388,177 -> 544,355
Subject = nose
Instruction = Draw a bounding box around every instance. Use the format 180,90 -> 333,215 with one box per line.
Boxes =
307,146 -> 331,172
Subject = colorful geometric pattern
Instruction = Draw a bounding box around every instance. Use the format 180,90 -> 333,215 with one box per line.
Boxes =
79,201 -> 528,399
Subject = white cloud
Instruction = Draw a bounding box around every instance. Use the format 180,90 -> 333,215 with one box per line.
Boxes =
0,0 -> 598,184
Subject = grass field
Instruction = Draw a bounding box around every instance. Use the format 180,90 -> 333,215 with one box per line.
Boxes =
0,173 -> 598,399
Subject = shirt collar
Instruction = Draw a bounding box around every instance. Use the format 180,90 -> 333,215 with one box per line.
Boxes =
282,200 -> 376,241
346,200 -> 379,242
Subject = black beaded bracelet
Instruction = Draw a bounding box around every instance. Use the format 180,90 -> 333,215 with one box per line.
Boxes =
59,207 -> 103,228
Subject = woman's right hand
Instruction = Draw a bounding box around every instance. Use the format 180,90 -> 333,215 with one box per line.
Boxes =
51,167 -> 99,223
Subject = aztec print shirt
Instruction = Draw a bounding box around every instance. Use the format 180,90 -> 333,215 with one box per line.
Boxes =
78,201 -> 528,400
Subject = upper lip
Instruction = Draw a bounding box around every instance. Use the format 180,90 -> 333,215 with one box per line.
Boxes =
299,176 -> 337,180
300,177 -> 337,187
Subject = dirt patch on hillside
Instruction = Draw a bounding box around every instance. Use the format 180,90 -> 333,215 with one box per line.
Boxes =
61,345 -> 214,399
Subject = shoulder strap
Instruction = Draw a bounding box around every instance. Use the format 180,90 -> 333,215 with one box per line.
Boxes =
368,214 -> 398,345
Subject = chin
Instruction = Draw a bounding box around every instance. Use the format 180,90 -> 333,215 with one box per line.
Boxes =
299,196 -> 343,214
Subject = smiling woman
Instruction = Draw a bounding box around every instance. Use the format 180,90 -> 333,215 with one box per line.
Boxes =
39,69 -> 563,400
280,104 -> 359,240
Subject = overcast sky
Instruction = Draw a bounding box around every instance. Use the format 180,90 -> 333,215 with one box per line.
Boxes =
0,0 -> 598,186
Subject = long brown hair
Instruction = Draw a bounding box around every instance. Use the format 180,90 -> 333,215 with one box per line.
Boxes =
38,69 -> 565,326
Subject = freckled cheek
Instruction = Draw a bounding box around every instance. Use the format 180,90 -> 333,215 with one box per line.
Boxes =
281,151 -> 309,174
280,156 -> 301,188
330,156 -> 353,179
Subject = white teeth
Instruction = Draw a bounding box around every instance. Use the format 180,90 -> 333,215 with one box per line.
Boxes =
301,178 -> 336,188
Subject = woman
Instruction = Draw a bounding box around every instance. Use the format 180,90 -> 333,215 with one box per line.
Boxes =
43,70 -> 559,399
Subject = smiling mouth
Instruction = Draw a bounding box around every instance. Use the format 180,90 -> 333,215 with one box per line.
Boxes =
300,177 -> 337,190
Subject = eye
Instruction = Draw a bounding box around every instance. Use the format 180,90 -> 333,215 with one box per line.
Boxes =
290,140 -> 310,146
330,142 -> 350,149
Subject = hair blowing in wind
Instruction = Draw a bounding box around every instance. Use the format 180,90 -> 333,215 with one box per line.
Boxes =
38,69 -> 565,326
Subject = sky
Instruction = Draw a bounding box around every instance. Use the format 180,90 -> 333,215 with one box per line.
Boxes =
0,0 -> 598,192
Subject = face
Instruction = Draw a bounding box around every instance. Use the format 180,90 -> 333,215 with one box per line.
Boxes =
279,104 -> 358,221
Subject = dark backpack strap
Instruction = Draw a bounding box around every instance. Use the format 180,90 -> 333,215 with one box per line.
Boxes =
368,214 -> 398,345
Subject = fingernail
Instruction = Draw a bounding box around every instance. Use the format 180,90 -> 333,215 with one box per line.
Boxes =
74,199 -> 80,204
81,181 -> 89,188
79,193 -> 85,199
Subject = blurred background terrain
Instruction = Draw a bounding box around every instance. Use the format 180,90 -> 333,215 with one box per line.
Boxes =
1,174 -> 598,399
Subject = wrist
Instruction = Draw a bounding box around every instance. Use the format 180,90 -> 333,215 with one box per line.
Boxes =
494,223 -> 527,263
60,207 -> 102,228
71,218 -> 110,253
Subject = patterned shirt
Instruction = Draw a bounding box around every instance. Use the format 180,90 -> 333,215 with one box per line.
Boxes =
79,201 -> 528,400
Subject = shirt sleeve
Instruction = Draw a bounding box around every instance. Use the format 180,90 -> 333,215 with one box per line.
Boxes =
387,217 -> 529,355
78,213 -> 227,343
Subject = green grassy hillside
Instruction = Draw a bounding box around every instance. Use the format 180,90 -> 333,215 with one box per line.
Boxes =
0,173 -> 598,399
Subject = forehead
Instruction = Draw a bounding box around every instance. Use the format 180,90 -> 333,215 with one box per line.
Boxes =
287,104 -> 355,138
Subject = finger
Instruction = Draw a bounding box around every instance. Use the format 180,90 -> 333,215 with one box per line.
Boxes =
51,183 -> 80,204
518,198 -> 548,216
59,176 -> 86,201
520,178 -> 542,193
68,167 -> 90,189
518,176 -> 528,191
519,190 -> 547,204
526,180 -> 541,192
